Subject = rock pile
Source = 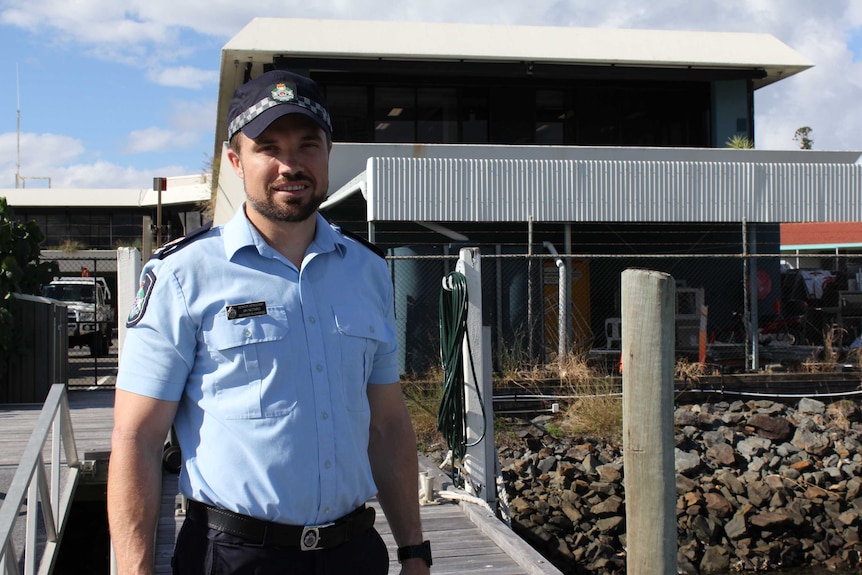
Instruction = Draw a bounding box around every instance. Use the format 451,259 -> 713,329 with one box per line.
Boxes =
498,397 -> 862,574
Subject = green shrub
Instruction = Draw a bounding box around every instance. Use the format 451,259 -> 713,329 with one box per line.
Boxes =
0,197 -> 58,377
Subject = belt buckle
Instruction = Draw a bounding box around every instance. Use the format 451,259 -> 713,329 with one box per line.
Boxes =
300,522 -> 334,551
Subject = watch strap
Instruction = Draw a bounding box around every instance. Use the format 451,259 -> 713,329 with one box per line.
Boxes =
397,540 -> 432,566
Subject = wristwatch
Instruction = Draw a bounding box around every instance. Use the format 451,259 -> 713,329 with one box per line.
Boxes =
397,540 -> 433,567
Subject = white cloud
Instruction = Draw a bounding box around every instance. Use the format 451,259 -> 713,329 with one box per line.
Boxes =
58,160 -> 187,188
122,98 -> 214,154
0,131 -> 85,186
123,127 -> 175,154
0,130 -> 193,188
167,99 -> 216,134
148,66 -> 219,89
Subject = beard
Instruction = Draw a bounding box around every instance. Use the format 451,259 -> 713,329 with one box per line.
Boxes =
246,181 -> 326,223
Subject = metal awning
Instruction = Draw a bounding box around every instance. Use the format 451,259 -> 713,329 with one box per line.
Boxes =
323,157 -> 862,224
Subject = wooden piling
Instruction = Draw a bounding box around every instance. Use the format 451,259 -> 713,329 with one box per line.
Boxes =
621,269 -> 677,575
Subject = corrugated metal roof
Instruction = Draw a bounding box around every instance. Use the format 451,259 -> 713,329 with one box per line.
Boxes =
343,158 -> 862,223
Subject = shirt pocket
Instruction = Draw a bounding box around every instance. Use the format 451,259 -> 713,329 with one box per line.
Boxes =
333,306 -> 389,412
203,306 -> 294,419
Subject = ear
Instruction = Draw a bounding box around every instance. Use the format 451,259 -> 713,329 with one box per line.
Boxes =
227,145 -> 244,179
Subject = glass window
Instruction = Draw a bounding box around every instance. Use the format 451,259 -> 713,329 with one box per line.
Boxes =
575,86 -> 620,146
417,88 -> 458,143
374,87 -> 415,142
326,85 -> 371,142
460,88 -> 488,143
489,86 -> 534,144
45,214 -> 68,248
535,90 -> 565,144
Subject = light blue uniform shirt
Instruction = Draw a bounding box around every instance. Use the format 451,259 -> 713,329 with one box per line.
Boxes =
117,206 -> 399,526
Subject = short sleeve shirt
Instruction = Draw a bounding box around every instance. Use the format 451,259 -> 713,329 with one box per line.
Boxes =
117,207 -> 399,525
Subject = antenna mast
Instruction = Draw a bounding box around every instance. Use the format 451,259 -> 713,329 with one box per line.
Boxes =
16,64 -> 22,188
14,66 -> 51,188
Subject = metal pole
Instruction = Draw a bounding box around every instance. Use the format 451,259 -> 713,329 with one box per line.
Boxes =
157,186 -> 163,247
749,225 -> 759,370
742,220 -> 751,370
527,216 -> 534,361
564,223 -> 573,349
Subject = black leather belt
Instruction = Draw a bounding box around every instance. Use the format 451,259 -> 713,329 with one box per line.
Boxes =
185,500 -> 375,551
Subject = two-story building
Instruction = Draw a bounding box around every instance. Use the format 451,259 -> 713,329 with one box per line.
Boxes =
209,18 -> 862,372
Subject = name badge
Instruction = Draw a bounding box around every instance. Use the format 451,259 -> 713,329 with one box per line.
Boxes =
226,301 -> 267,320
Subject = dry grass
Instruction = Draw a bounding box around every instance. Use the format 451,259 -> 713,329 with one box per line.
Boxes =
558,381 -> 623,443
675,357 -> 713,381
802,324 -> 848,372
401,368 -> 446,452
555,352 -> 623,443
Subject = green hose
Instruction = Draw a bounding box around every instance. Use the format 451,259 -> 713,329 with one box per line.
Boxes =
437,271 -> 486,488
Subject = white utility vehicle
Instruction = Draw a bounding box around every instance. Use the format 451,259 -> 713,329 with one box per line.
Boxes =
42,277 -> 115,356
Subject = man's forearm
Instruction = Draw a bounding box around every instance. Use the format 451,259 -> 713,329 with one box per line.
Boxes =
107,437 -> 163,575
369,413 -> 423,547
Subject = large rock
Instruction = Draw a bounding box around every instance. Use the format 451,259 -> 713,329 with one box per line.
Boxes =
675,448 -> 702,475
748,413 -> 793,441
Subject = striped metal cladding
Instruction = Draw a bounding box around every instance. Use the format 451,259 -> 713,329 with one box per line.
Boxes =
365,158 -> 862,223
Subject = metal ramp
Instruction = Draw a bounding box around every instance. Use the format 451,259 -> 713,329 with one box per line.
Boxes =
0,385 -> 81,575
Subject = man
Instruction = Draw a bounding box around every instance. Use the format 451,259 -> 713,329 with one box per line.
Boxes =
108,70 -> 432,575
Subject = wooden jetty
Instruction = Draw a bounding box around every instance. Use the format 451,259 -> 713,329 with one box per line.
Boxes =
2,389 -> 561,575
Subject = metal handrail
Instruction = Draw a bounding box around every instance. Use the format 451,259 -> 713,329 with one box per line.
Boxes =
0,384 -> 81,575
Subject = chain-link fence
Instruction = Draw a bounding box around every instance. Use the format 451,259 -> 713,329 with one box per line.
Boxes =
389,250 -> 862,377
41,256 -> 119,389
39,250 -> 862,387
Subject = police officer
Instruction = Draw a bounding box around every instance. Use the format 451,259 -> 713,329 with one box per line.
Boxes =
108,70 -> 432,575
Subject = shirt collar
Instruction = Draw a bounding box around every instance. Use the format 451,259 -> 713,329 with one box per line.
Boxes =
223,204 -> 347,261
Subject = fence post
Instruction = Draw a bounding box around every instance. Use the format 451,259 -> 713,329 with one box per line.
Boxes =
116,248 -> 142,361
621,269 -> 677,575
457,248 -> 497,506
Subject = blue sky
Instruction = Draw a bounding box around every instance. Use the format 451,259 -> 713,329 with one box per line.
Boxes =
1,0 -> 861,189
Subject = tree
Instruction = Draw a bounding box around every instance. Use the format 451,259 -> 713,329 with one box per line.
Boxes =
793,126 -> 813,150
0,197 -> 58,377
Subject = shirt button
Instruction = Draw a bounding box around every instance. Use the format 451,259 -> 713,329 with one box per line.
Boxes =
368,325 -> 375,334
243,329 -> 251,338
321,411 -> 329,420
308,316 -> 316,324
323,507 -> 330,514
324,460 -> 332,469
316,364 -> 323,372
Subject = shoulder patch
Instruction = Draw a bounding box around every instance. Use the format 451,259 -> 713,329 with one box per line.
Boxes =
335,226 -> 386,259
126,269 -> 156,327
150,221 -> 214,260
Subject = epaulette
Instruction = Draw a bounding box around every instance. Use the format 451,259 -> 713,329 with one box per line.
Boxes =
328,221 -> 385,260
150,221 -> 214,260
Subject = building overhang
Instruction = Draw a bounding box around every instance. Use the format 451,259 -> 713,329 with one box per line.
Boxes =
1,174 -> 212,209
214,18 -> 813,160
319,147 -> 862,225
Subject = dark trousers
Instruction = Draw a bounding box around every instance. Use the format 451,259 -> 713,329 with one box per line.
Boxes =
171,516 -> 390,575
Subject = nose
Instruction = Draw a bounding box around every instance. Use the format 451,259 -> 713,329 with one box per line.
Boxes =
277,152 -> 302,176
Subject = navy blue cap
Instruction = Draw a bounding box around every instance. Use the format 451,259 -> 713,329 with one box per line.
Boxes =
227,70 -> 332,141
